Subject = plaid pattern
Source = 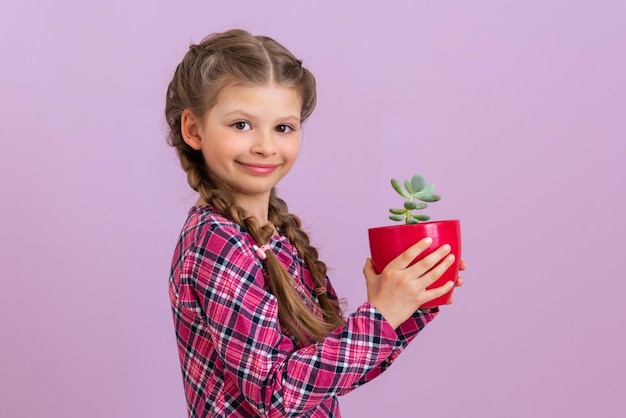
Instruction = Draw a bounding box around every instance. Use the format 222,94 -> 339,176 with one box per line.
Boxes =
169,206 -> 437,417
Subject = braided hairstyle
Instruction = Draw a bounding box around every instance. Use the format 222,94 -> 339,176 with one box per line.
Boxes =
165,29 -> 344,345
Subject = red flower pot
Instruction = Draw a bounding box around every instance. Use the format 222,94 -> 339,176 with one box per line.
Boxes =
368,220 -> 461,308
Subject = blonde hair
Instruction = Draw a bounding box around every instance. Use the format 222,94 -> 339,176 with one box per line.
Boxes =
165,29 -> 344,345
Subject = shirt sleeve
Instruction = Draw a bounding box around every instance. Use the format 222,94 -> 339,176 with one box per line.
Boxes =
335,307 -> 438,396
186,224 -> 436,416
320,273 -> 438,396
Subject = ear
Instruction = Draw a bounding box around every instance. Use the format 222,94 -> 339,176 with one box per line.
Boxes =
181,109 -> 203,150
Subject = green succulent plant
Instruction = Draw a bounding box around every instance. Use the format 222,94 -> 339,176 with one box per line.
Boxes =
389,174 -> 441,225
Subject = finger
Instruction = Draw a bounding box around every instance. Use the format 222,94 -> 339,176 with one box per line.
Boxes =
416,252 -> 456,287
420,280 -> 455,306
384,237 -> 433,271
362,258 -> 376,280
455,277 -> 463,287
408,244 -> 452,278
459,260 -> 467,271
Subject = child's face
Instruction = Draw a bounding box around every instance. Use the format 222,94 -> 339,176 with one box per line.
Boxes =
198,82 -> 302,207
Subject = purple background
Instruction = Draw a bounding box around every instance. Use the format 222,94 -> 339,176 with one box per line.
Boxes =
1,1 -> 625,417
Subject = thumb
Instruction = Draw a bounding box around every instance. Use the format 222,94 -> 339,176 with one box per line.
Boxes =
363,258 -> 376,280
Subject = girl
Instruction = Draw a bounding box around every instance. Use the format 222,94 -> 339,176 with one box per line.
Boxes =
166,29 -> 464,418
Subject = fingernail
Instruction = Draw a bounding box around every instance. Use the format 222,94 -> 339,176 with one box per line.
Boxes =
424,237 -> 433,245
442,244 -> 451,252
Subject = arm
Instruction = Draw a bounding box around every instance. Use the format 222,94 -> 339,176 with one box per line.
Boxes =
338,252 -> 467,395
336,308 -> 437,396
316,271 -> 438,396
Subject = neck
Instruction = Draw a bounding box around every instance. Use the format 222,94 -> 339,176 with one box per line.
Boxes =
196,193 -> 273,230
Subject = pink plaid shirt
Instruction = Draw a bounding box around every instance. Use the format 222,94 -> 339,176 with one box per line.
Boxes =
169,205 -> 437,417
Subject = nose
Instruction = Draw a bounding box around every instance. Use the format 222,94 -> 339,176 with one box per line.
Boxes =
250,130 -> 277,156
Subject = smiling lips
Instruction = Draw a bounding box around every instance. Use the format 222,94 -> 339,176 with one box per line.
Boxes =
237,162 -> 280,175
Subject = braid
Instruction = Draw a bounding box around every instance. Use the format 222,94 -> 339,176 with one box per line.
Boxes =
269,192 -> 345,332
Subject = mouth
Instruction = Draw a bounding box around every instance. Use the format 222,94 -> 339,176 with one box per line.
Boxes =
237,162 -> 280,175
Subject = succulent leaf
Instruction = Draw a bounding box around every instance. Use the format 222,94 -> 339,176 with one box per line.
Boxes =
408,218 -> 419,225
389,208 -> 406,215
410,174 -> 426,193
420,184 -> 435,195
412,214 -> 431,221
414,203 -> 428,210
389,214 -> 405,222
404,201 -> 418,210
416,193 -> 441,203
391,179 -> 410,198
404,179 -> 413,194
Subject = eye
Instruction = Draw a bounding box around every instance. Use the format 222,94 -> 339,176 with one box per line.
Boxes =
232,121 -> 251,131
275,124 -> 294,133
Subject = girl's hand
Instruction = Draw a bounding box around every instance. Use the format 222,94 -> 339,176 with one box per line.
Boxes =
363,237 -> 456,329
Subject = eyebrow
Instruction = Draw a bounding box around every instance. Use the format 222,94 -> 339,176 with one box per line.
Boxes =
221,110 -> 300,124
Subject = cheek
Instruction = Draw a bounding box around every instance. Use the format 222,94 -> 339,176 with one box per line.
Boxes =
201,144 -> 231,173
202,136 -> 238,161
285,138 -> 301,161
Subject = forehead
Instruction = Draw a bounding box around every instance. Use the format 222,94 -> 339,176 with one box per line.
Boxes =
211,82 -> 302,117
